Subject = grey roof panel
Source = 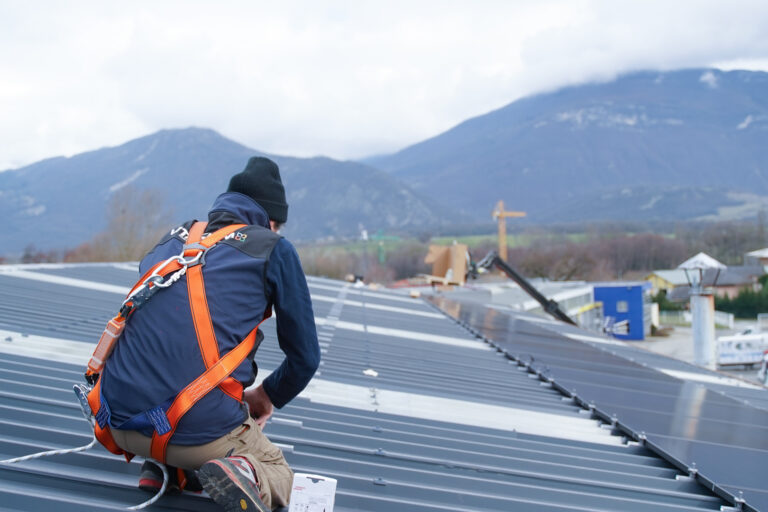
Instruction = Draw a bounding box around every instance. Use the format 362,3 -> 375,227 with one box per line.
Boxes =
29,264 -> 138,287
0,362 -> 725,512
0,264 -> 736,511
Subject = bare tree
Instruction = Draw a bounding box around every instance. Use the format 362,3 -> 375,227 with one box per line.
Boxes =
65,186 -> 173,262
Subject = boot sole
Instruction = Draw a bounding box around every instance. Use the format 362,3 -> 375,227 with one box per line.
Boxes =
198,459 -> 270,512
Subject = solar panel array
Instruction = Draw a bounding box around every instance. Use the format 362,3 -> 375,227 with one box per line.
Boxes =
429,295 -> 768,512
0,263 -> 743,511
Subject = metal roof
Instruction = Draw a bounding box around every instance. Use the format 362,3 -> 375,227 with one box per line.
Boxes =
711,265 -> 764,287
648,269 -> 690,286
649,266 -> 765,289
433,280 -> 594,318
745,248 -> 768,259
678,253 -> 727,271
0,263 -> 745,511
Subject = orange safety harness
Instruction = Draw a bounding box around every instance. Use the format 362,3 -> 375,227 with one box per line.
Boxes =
81,221 -> 270,465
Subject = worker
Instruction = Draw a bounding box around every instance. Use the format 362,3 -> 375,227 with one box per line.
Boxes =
99,156 -> 320,511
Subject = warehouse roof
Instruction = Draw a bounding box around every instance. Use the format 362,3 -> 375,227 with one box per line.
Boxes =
647,269 -> 690,287
745,248 -> 768,258
0,263 -> 754,511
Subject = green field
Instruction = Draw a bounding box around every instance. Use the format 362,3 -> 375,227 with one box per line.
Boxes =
430,233 -> 591,248
297,229 -> 679,254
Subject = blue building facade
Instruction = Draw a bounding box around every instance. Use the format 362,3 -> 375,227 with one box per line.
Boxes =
593,282 -> 651,340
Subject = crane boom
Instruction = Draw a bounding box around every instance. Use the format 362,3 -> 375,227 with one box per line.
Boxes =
472,251 -> 577,326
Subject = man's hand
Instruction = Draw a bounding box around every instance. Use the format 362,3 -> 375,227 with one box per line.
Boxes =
243,384 -> 274,428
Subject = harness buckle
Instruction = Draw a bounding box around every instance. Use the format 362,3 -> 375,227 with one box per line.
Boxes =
182,242 -> 209,267
73,384 -> 95,423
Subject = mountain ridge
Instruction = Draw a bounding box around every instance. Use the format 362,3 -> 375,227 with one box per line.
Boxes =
0,127 -> 448,254
4,68 -> 768,256
366,68 -> 768,222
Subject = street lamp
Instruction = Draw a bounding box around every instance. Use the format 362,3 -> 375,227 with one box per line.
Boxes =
678,253 -> 725,369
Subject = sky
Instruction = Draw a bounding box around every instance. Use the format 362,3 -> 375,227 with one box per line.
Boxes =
2,0 -> 768,170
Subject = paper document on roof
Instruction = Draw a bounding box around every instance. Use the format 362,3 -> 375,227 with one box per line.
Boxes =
289,473 -> 336,512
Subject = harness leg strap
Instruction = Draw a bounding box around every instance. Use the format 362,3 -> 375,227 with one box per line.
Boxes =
150,325 -> 261,462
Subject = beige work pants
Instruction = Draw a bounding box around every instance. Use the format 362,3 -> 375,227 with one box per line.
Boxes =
111,417 -> 293,509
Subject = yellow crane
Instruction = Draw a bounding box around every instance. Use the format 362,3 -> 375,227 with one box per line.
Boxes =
492,200 -> 526,262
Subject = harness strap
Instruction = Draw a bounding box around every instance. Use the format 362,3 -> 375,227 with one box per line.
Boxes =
185,222 -> 246,400
150,323 -> 262,462
86,377 -> 134,461
86,220 -> 265,464
85,260 -> 185,381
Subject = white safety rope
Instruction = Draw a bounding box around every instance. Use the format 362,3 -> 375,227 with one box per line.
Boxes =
1,444 -> 170,510
0,401 -> 171,510
0,249 -> 206,507
127,460 -> 170,510
0,436 -> 98,464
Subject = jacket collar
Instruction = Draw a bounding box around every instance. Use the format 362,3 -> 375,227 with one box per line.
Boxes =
208,192 -> 271,229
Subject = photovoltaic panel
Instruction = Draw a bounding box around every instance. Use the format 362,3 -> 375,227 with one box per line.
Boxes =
429,295 -> 768,511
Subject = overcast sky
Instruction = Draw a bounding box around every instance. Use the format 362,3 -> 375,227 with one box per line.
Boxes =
2,0 -> 768,170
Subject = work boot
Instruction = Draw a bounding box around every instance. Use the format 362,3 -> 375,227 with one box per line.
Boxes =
139,460 -> 180,495
198,456 -> 269,512
138,460 -> 201,495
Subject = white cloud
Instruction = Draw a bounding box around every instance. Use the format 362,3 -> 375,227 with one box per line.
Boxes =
1,0 -> 768,169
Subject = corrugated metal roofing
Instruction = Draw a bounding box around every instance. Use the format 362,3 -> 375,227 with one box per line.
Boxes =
711,265 -> 764,287
441,280 -> 593,312
0,264 -> 741,511
648,266 -> 763,289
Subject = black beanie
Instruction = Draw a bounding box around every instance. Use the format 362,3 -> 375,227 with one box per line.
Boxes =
227,157 -> 288,223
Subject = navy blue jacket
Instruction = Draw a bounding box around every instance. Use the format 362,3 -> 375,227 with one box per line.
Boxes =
102,192 -> 320,445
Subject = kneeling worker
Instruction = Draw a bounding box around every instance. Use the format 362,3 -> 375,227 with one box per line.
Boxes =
100,157 -> 320,511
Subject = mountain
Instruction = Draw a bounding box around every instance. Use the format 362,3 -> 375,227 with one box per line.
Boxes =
5,68 -> 767,256
0,128 -> 446,254
367,68 -> 768,223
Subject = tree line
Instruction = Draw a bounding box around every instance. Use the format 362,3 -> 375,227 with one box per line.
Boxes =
297,219 -> 767,284
10,187 -> 768,286
715,275 -> 768,318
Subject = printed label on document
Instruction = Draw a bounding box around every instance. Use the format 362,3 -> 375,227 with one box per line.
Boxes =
288,473 -> 336,512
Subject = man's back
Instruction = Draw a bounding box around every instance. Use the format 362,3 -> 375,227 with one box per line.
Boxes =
96,157 -> 319,511
103,207 -> 282,444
